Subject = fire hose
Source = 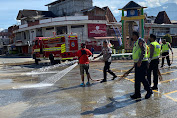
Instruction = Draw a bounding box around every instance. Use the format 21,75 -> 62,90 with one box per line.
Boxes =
160,53 -> 173,66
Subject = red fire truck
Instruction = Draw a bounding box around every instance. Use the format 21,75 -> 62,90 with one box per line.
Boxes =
32,34 -> 80,64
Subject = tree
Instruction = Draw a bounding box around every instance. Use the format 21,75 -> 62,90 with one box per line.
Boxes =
163,34 -> 172,43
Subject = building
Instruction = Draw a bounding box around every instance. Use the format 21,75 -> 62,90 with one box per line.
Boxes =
145,14 -> 156,24
144,11 -> 177,47
154,11 -> 171,24
10,0 -> 121,54
45,0 -> 93,16
0,29 -> 11,54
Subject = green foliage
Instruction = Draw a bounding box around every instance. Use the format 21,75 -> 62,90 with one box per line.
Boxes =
163,34 -> 172,43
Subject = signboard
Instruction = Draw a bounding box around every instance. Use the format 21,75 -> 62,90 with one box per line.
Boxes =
88,24 -> 107,37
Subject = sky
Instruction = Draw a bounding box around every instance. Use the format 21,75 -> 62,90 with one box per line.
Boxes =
0,0 -> 177,31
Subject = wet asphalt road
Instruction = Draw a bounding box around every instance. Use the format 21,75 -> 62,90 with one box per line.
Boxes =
0,49 -> 177,118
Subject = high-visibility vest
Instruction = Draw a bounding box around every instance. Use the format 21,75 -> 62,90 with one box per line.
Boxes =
133,38 -> 148,62
161,42 -> 170,53
147,45 -> 150,55
148,41 -> 161,60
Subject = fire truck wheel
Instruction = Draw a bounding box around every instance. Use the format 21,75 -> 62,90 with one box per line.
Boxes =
55,60 -> 61,64
49,54 -> 54,60
62,60 -> 66,62
35,59 -> 39,65
50,59 -> 55,65
33,54 -> 36,59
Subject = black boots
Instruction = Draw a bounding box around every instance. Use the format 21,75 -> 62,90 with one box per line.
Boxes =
130,94 -> 142,99
145,91 -> 153,99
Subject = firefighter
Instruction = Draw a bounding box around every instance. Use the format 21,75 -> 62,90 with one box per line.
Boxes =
77,43 -> 92,87
131,31 -> 153,99
93,40 -> 117,83
147,34 -> 161,90
161,39 -> 173,68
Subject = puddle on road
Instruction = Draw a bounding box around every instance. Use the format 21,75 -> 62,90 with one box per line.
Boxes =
0,102 -> 29,118
12,63 -> 78,89
170,66 -> 177,69
114,89 -> 126,93
0,60 -> 79,90
0,79 -> 13,85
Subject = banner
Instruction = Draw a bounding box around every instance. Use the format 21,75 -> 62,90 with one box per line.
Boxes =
88,24 -> 107,37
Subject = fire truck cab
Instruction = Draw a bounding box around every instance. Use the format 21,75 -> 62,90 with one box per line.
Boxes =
32,34 -> 80,65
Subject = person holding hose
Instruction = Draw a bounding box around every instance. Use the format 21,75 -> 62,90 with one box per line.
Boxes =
93,40 -> 117,83
161,39 -> 173,68
77,43 -> 92,87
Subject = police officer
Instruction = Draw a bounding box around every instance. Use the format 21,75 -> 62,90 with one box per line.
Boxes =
147,34 -> 161,90
131,31 -> 153,99
161,39 -> 173,68
93,40 -> 117,83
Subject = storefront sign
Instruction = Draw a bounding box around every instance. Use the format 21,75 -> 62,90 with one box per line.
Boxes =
88,24 -> 107,37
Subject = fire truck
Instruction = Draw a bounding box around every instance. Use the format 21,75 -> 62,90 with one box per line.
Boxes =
32,34 -> 80,65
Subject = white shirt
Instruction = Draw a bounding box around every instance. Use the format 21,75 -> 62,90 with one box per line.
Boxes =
102,47 -> 112,62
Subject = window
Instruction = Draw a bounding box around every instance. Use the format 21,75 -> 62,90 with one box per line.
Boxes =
71,25 -> 84,28
57,26 -> 67,35
24,32 -> 26,39
152,29 -> 154,33
35,40 -> 38,45
46,27 -> 54,30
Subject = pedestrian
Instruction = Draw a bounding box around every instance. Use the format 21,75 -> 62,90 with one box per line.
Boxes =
77,43 -> 92,87
147,34 -> 161,90
131,31 -> 153,99
91,47 -> 94,57
93,40 -> 117,83
161,39 -> 173,68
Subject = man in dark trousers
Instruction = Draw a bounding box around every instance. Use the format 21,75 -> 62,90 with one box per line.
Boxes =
147,34 -> 161,90
93,40 -> 117,83
77,43 -> 92,87
91,47 -> 95,57
161,39 -> 173,68
131,31 -> 153,99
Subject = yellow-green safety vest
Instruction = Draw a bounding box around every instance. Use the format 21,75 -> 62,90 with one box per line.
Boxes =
148,41 -> 161,60
133,39 -> 148,62
161,42 -> 170,53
